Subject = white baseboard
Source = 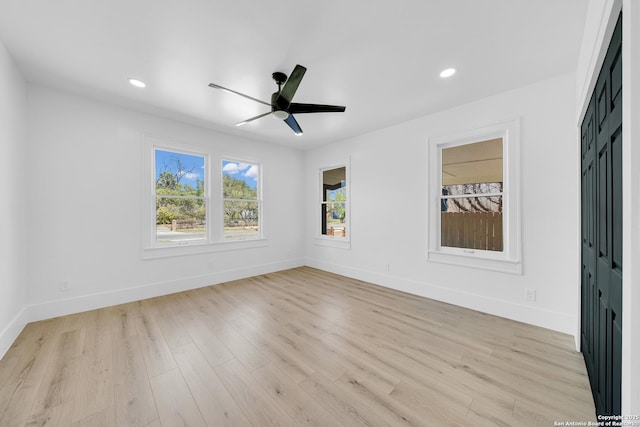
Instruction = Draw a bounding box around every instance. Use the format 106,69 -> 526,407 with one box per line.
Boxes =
306,258 -> 577,337
0,259 -> 304,360
1,256 -> 577,361
27,258 -> 305,324
0,306 -> 29,359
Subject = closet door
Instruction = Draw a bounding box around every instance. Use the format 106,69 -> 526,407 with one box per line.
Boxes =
581,12 -> 622,416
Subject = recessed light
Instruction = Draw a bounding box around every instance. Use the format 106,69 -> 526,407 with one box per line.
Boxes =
440,68 -> 456,78
128,78 -> 146,88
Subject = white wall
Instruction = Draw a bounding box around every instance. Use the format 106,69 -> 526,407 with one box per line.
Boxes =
305,72 -> 579,336
576,0 -> 640,415
25,85 -> 305,321
0,42 -> 29,356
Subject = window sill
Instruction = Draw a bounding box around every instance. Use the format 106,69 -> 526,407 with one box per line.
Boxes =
314,236 -> 351,250
143,238 -> 268,259
427,250 -> 522,275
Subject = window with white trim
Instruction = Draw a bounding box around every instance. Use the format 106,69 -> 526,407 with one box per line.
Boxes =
441,138 -> 503,251
320,166 -> 348,238
222,160 -> 261,239
154,148 -> 208,246
428,119 -> 521,274
143,136 -> 267,258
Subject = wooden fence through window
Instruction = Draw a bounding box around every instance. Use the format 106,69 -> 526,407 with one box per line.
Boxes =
441,212 -> 503,251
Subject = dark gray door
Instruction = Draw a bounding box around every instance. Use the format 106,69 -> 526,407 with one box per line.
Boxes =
581,12 -> 622,416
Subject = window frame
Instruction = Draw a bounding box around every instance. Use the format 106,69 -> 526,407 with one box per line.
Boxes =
152,145 -> 210,248
315,161 -> 351,249
427,119 -> 522,274
221,158 -> 263,241
142,135 -> 267,259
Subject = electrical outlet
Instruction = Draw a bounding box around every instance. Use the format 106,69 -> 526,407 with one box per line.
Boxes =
525,289 -> 536,302
60,280 -> 70,292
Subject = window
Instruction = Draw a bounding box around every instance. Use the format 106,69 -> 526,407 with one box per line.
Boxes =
320,166 -> 347,238
428,119 -> 521,274
143,135 -> 267,258
222,160 -> 260,239
441,138 -> 503,251
155,148 -> 208,246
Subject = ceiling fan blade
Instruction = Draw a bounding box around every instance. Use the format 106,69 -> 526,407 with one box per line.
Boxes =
234,111 -> 271,126
284,114 -> 303,135
208,83 -> 271,107
277,64 -> 307,107
289,103 -> 346,114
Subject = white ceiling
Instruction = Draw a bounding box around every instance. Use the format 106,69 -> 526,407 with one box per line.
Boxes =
0,0 -> 587,149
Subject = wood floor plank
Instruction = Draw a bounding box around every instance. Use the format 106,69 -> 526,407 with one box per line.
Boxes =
249,315 -> 348,381
71,406 -> 116,427
112,334 -> 158,427
133,310 -> 176,377
460,348 -> 594,413
180,288 -> 229,331
213,359 -> 295,427
298,372 -> 384,426
145,296 -> 193,351
26,328 -> 84,426
207,283 -> 262,321
277,314 -> 402,394
172,342 -> 252,427
149,368 -> 206,427
0,319 -> 64,426
231,319 -> 316,384
178,311 -> 234,368
333,370 -> 451,427
110,303 -> 142,340
465,396 -> 517,427
251,363 -> 344,427
0,267 -> 596,426
71,308 -> 114,423
0,320 -> 57,388
389,379 -> 475,426
26,400 -> 75,427
214,325 -> 270,373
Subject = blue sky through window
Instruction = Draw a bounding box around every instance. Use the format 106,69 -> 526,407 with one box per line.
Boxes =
222,160 -> 258,190
155,149 -> 205,188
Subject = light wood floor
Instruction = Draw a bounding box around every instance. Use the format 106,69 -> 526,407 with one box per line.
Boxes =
0,267 -> 595,426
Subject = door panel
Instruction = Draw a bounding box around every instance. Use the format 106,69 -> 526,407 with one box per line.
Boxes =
581,97 -> 596,390
611,131 -> 622,270
580,12 -> 622,417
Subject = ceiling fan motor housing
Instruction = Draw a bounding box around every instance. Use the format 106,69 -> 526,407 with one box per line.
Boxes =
271,91 -> 290,118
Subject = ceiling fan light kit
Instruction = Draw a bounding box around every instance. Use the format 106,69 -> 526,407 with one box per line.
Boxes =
271,110 -> 289,120
208,64 -> 346,136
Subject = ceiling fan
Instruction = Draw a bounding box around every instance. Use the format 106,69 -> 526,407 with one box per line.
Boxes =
208,64 -> 346,135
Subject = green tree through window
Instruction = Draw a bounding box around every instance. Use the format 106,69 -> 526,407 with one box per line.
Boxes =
222,160 -> 260,239
155,149 -> 207,244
